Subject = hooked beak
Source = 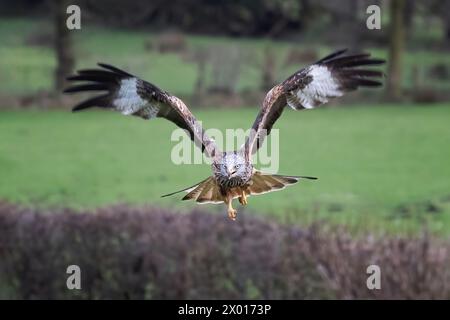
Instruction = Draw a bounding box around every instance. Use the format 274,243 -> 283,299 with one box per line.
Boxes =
227,168 -> 237,177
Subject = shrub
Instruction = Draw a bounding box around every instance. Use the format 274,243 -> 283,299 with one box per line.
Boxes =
144,31 -> 187,54
0,201 -> 449,299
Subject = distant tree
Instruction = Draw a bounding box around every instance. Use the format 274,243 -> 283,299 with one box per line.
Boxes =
260,47 -> 276,91
403,0 -> 415,40
53,0 -> 75,92
82,0 -> 159,27
184,48 -> 209,98
443,1 -> 450,42
208,45 -> 243,95
387,0 -> 406,100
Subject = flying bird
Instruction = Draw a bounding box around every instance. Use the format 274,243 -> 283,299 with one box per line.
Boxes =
65,49 -> 385,220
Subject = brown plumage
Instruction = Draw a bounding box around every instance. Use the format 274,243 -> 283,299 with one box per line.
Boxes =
65,49 -> 385,221
180,171 -> 314,204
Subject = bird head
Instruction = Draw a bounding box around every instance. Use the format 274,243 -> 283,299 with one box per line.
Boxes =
217,152 -> 247,178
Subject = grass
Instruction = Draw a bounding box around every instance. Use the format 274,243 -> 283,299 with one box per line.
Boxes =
1,105 -> 450,234
1,17 -> 450,234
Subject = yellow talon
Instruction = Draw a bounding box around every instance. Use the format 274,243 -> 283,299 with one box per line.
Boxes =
226,196 -> 237,221
239,190 -> 248,206
228,208 -> 237,221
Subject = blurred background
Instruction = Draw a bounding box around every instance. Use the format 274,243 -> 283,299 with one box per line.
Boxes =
0,0 -> 449,299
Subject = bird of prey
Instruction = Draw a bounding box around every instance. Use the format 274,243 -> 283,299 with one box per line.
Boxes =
65,49 -> 385,220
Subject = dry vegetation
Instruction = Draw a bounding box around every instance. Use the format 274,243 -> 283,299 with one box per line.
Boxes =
1,201 -> 449,299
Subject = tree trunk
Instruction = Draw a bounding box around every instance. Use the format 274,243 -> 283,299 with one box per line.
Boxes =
261,47 -> 276,91
387,0 -> 405,100
443,1 -> 450,43
54,0 -> 74,93
403,0 -> 415,40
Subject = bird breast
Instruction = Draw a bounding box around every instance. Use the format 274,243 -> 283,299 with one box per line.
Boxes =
213,169 -> 251,189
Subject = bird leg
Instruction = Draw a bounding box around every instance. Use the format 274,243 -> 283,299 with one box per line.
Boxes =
226,196 -> 237,221
238,189 -> 248,206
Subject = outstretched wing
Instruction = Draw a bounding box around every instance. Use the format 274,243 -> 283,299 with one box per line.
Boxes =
64,63 -> 218,158
161,172 -> 317,204
243,49 -> 385,157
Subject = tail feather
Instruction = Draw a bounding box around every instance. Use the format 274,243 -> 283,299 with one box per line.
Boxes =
245,172 -> 317,197
161,173 -> 317,203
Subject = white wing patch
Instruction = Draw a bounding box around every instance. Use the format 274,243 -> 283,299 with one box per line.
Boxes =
113,78 -> 159,118
139,104 -> 161,119
287,65 -> 343,110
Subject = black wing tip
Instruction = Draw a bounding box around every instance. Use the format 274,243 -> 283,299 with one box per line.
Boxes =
319,48 -> 386,68
359,79 -> 383,87
274,174 -> 318,181
337,48 -> 349,54
97,62 -> 110,67
65,62 -> 132,82
66,75 -> 78,81
97,62 -> 133,77
300,176 -> 318,180
317,48 -> 349,63
161,189 -> 187,198
63,84 -> 109,94
324,52 -> 386,88
369,58 -> 386,65
63,63 -> 127,97
328,48 -> 349,57
161,192 -> 177,198
63,85 -> 83,95
72,105 -> 88,112
70,94 -> 110,112
353,58 -> 386,66
97,62 -> 115,70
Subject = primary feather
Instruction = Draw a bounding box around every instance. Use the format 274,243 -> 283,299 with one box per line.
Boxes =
65,63 -> 218,157
244,49 -> 385,156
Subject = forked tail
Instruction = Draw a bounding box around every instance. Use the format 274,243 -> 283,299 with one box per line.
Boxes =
244,172 -> 317,196
161,172 -> 317,203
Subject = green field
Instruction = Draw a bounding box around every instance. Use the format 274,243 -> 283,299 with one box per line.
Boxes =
1,105 -> 450,234
1,18 -> 450,235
